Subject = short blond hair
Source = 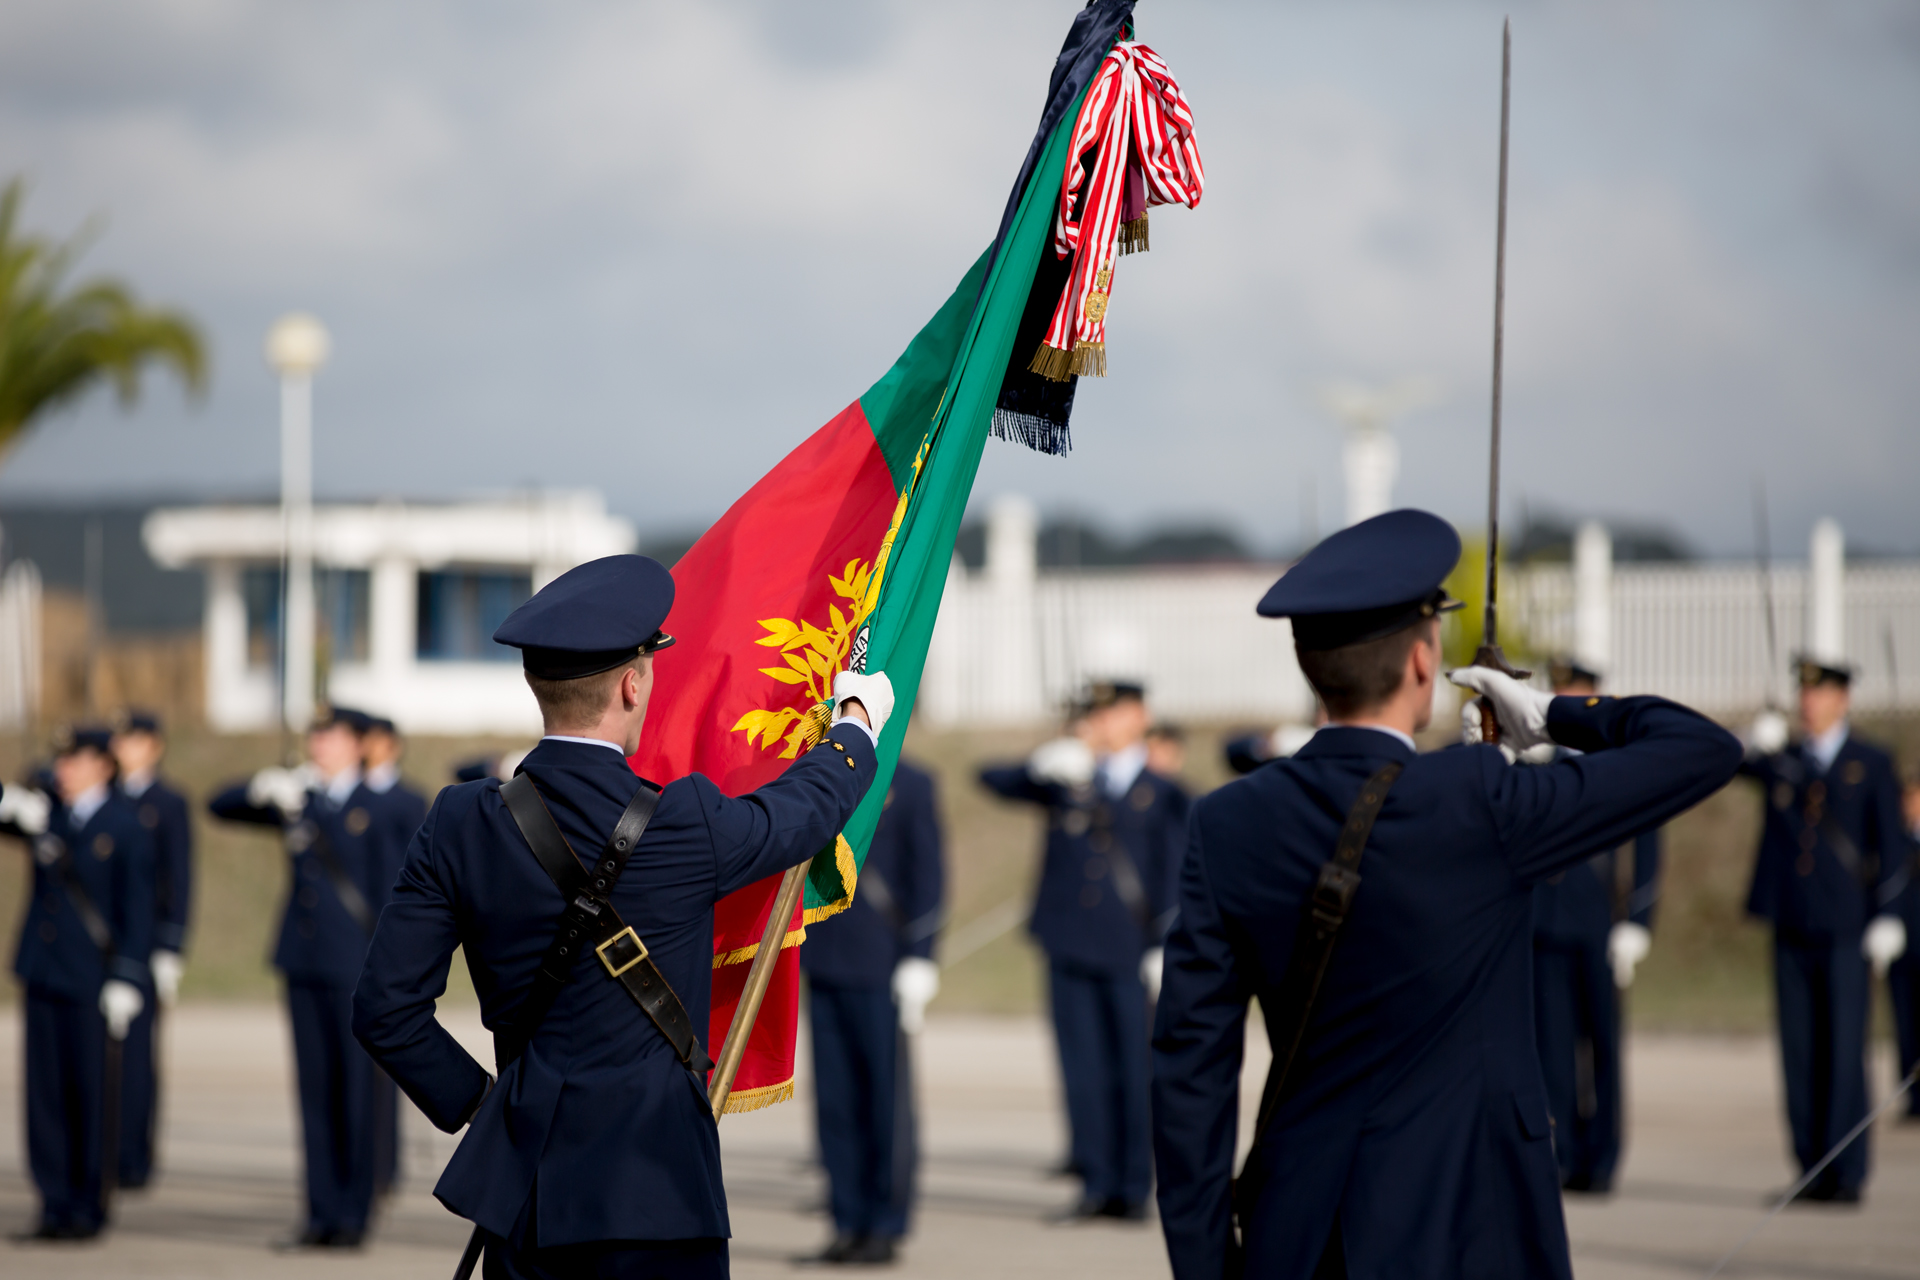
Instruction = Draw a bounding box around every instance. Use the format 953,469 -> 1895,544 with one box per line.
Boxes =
525,657 -> 641,732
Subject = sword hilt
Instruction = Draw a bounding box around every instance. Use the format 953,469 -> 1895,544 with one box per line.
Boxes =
1470,642 -> 1531,747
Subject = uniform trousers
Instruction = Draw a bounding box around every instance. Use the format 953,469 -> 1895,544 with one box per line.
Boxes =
481,1232 -> 728,1280
807,979 -> 915,1239
1891,952 -> 1920,1117
1047,958 -> 1151,1205
285,979 -> 380,1234
25,985 -> 110,1232
1532,937 -> 1623,1187
1773,937 -> 1871,1190
120,999 -> 158,1188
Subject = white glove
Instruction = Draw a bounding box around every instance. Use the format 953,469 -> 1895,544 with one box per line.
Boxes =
1269,725 -> 1318,759
1140,946 -> 1165,1002
151,950 -> 184,1007
1028,736 -> 1097,788
832,669 -> 896,739
0,783 -> 52,836
1449,666 -> 1555,753
1459,701 -> 1517,764
1608,921 -> 1652,989
1746,710 -> 1790,757
100,979 -> 144,1041
247,766 -> 310,818
892,956 -> 940,1034
1864,914 -> 1908,978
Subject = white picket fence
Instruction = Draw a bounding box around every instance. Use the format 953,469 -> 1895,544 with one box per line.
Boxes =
921,559 -> 1920,727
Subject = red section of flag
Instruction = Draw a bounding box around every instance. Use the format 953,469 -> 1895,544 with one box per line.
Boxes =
627,399 -> 898,1108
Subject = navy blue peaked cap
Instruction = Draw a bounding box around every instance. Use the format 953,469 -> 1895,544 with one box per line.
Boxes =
319,706 -> 374,735
1258,509 -> 1463,651
493,554 -> 677,681
54,724 -> 114,756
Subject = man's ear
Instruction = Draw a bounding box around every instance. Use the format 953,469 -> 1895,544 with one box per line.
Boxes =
621,665 -> 643,710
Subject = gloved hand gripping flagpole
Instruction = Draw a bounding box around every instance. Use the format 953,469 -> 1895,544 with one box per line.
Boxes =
1473,18 -> 1531,743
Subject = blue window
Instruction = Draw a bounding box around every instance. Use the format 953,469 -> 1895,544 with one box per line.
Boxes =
417,569 -> 530,662
243,565 -> 281,669
317,568 -> 371,665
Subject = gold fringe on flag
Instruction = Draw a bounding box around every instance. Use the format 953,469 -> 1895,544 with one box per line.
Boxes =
719,1076 -> 794,1114
1069,340 -> 1106,378
1118,213 -> 1150,255
1028,341 -> 1077,383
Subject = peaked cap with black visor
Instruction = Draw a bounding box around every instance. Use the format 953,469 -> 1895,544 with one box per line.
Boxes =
1258,509 -> 1463,649
493,554 -> 677,680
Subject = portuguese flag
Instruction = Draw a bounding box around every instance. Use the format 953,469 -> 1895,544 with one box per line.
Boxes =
629,0 -> 1152,1110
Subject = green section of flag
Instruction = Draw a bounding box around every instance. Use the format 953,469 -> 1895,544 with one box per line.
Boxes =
803,89 -> 1083,915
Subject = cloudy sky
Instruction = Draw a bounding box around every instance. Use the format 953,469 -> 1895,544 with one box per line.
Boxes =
1,0 -> 1915,558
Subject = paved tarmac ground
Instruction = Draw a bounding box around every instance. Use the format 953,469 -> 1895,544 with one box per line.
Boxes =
0,1004 -> 1915,1279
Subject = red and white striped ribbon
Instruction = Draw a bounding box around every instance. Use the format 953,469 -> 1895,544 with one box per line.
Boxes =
1031,41 -> 1204,382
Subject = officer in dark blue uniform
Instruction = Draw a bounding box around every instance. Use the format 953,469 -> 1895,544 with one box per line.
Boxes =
799,756 -> 945,1265
208,705 -> 400,1248
359,713 -> 427,1196
1894,778 -> 1920,1119
351,555 -> 892,1280
1740,657 -> 1909,1201
1,726 -> 156,1241
109,710 -> 193,1191
1151,510 -> 1744,1280
1528,658 -> 1662,1194
980,680 -> 1185,1222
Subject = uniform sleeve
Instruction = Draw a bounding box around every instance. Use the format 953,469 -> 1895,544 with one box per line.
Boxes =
1151,806 -> 1249,1280
1149,782 -> 1191,939
1488,695 -> 1743,885
207,781 -> 283,828
155,789 -> 194,953
708,723 -> 880,899
978,763 -> 1055,805
1868,753 -> 1911,914
352,799 -> 493,1133
1626,827 -> 1662,928
901,771 -> 945,962
110,818 -> 157,986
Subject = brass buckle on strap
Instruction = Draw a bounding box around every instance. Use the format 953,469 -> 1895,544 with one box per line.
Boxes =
595,926 -> 649,978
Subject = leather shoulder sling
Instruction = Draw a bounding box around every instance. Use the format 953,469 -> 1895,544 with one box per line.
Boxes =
1232,761 -> 1403,1227
36,832 -> 117,957
494,772 -> 714,1074
302,817 -> 376,934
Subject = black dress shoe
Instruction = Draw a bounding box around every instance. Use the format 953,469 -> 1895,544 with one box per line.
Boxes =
1049,1198 -> 1107,1223
1098,1198 -> 1149,1222
12,1221 -> 93,1243
848,1235 -> 897,1264
1825,1185 -> 1862,1205
272,1229 -> 330,1252
325,1228 -> 366,1248
795,1234 -> 865,1265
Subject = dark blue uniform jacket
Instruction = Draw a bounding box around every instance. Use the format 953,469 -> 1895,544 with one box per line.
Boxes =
351,727 -> 877,1247
1533,827 -> 1660,945
7,790 -> 156,1001
1152,697 -> 1742,1280
802,758 -> 943,987
1741,734 -> 1907,940
127,777 -> 193,954
979,760 -> 1184,974
208,779 -> 398,984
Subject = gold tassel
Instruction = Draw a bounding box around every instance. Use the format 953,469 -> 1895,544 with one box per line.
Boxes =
720,1077 -> 795,1114
1118,214 -> 1150,255
1028,341 -> 1077,383
1069,340 -> 1107,378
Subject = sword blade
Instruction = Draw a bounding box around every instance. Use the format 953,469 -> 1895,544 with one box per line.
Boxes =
1483,17 -> 1511,652
1754,476 -> 1780,708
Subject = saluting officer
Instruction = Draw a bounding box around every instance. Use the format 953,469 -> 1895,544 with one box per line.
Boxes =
1740,657 -> 1909,1202
1151,510 -> 1743,1280
1,726 -> 155,1241
359,713 -> 427,1195
1529,658 -> 1663,1195
109,710 -> 194,1192
208,706 -> 400,1249
351,555 -> 892,1280
800,755 -> 945,1265
979,680 -> 1185,1222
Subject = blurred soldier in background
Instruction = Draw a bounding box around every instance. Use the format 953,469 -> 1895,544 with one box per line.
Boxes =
1144,722 -> 1187,781
208,706 -> 400,1248
1152,510 -> 1743,1280
0,727 -> 155,1241
1897,777 -> 1920,1120
110,711 -> 193,1192
359,714 -> 426,1196
452,746 -> 533,784
1223,714 -> 1323,777
799,755 -> 946,1265
1529,659 -> 1662,1194
1740,658 -> 1908,1202
979,681 -> 1184,1222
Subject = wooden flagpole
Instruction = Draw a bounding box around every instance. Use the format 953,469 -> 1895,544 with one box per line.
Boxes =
708,861 -> 809,1118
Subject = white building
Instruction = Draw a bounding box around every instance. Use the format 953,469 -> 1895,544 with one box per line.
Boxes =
144,492 -> 635,734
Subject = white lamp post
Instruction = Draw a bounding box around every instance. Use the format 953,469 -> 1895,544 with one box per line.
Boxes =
1320,379 -> 1437,528
265,313 -> 330,734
